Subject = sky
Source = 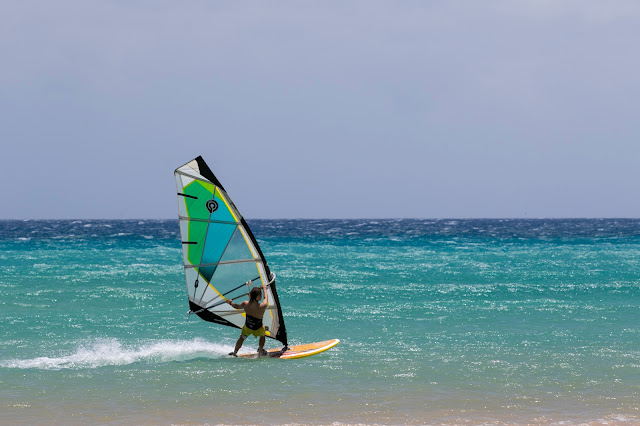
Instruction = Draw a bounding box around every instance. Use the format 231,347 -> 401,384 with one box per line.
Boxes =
1,1 -> 639,219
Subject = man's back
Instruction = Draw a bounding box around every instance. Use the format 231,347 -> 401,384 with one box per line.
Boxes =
244,298 -> 267,319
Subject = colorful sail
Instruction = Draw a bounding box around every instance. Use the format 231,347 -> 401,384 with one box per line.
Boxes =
174,156 -> 287,346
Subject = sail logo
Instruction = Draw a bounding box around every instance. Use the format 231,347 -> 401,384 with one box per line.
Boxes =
206,199 -> 219,213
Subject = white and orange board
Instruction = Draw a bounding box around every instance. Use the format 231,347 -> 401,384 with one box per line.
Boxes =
237,338 -> 339,359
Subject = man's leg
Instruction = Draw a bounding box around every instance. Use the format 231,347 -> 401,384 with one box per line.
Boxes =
258,335 -> 266,356
230,334 -> 246,356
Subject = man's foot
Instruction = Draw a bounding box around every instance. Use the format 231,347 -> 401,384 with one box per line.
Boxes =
257,348 -> 268,357
228,352 -> 237,357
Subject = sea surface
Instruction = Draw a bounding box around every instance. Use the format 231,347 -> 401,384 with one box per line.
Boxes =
1,219 -> 639,424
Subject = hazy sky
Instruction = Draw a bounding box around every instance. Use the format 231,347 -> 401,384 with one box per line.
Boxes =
1,1 -> 639,219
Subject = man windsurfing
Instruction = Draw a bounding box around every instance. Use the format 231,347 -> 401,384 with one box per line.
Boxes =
227,281 -> 270,357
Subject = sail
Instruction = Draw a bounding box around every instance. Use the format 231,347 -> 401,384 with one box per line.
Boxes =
174,156 -> 287,346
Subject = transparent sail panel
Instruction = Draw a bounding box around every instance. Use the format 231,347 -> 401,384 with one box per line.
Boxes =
185,268 -> 200,301
219,227 -> 255,263
210,262 -> 264,297
262,287 -> 277,329
177,163 -> 207,182
178,173 -> 195,188
179,220 -> 189,247
182,245 -> 189,265
177,195 -> 187,218
194,273 -> 219,304
238,226 -> 259,259
175,174 -> 184,192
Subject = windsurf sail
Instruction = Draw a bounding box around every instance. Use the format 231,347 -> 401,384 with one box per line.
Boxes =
174,156 -> 288,346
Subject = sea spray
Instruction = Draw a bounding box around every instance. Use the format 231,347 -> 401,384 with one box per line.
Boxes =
1,338 -> 232,370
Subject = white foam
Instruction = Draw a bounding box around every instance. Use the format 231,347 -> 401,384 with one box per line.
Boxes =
0,338 -> 232,370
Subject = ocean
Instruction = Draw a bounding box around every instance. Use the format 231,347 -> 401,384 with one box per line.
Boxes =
1,219 -> 639,424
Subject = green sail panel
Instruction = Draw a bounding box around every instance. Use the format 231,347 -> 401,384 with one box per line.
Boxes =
186,220 -> 208,266
174,156 -> 288,346
183,180 -> 215,220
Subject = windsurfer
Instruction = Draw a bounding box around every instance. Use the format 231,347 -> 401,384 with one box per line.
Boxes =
227,281 -> 269,357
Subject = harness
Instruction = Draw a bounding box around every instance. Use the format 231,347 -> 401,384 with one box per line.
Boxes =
245,314 -> 263,330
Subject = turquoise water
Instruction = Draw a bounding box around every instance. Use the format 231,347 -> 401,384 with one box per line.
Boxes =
1,219 -> 639,424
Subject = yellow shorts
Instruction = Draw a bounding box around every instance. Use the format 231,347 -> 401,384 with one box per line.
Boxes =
241,325 -> 266,338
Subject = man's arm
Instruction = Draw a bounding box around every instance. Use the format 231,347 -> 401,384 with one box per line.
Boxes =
259,283 -> 268,308
227,299 -> 247,309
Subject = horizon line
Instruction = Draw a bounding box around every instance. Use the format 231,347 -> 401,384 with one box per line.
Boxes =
2,217 -> 640,221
